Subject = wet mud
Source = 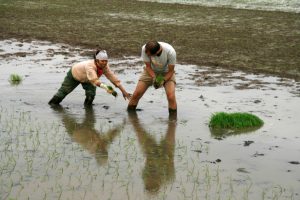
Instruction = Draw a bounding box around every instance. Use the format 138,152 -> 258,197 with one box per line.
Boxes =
0,39 -> 299,199
1,0 -> 300,79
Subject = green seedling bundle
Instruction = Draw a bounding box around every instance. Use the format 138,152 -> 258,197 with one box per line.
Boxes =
107,85 -> 118,97
154,75 -> 164,89
209,112 -> 264,129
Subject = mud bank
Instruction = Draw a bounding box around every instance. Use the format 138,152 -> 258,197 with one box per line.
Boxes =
0,0 -> 300,79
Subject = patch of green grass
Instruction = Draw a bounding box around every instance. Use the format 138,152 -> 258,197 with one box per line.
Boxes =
209,112 -> 264,129
9,74 -> 22,85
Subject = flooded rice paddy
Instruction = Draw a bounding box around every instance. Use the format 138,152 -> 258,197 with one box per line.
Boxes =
0,39 -> 300,199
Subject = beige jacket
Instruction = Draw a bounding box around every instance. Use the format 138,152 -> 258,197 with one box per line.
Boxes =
71,60 -> 121,87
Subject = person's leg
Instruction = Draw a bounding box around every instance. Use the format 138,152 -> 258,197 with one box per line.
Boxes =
81,82 -> 96,106
49,70 -> 80,105
127,81 -> 149,111
164,80 -> 177,114
127,69 -> 152,111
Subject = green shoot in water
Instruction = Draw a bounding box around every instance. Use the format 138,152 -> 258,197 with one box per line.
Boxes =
9,74 -> 23,85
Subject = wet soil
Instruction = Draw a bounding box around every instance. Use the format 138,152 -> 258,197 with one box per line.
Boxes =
0,39 -> 299,199
0,0 -> 300,79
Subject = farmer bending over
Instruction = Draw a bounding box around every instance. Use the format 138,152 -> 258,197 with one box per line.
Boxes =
128,40 -> 177,115
49,50 -> 131,106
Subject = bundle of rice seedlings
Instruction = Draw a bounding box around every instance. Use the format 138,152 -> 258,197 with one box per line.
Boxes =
209,112 -> 264,129
153,74 -> 164,89
107,85 -> 118,97
9,74 -> 23,85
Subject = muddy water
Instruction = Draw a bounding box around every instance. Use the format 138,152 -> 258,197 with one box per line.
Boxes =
0,39 -> 300,199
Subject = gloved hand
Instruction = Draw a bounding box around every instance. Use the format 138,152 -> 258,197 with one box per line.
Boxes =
100,83 -> 118,97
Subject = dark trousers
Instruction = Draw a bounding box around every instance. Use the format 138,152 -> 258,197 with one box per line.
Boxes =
55,70 -> 96,101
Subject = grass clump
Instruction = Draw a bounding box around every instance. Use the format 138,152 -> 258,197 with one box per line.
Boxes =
209,112 -> 264,129
9,74 -> 22,85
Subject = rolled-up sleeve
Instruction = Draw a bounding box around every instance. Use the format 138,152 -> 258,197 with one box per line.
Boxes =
85,64 -> 98,86
104,65 -> 121,87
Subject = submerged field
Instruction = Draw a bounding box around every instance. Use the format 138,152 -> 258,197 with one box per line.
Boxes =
0,39 -> 299,199
0,0 -> 300,79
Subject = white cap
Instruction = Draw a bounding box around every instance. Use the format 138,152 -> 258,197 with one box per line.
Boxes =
96,50 -> 108,60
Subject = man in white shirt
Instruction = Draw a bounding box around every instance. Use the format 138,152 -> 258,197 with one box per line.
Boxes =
128,40 -> 177,115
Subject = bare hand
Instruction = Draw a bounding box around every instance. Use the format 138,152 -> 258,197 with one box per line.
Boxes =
123,92 -> 132,100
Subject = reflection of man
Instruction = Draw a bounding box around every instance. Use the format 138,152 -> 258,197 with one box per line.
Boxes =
54,106 -> 124,165
128,112 -> 176,193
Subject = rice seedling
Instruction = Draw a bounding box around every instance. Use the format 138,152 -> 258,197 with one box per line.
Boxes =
107,85 -> 118,97
9,74 -> 23,85
153,74 -> 164,89
209,112 -> 264,129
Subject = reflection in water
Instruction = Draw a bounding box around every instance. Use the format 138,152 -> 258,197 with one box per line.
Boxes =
128,112 -> 177,194
210,126 -> 261,139
54,106 -> 124,166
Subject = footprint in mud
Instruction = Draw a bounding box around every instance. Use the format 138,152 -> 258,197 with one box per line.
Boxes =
237,168 -> 250,174
253,100 -> 261,104
288,161 -> 300,165
244,140 -> 254,146
201,159 -> 221,164
192,150 -> 202,153
268,145 -> 279,150
126,81 -> 135,84
103,105 -> 110,110
252,152 -> 264,157
199,95 -> 205,101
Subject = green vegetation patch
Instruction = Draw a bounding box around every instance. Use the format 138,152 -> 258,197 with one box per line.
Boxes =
9,74 -> 23,85
209,112 -> 264,129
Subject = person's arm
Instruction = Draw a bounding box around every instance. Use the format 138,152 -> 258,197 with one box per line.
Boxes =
141,45 -> 155,80
104,65 -> 131,100
164,65 -> 175,82
145,62 -> 156,79
85,64 -> 102,87
85,64 -> 111,93
164,47 -> 176,82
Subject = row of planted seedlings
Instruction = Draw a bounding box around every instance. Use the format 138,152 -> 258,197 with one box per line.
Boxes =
0,106 -> 294,199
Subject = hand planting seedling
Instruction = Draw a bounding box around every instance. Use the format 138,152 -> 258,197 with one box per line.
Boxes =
107,85 -> 118,97
9,74 -> 22,85
99,83 -> 117,97
153,74 -> 165,89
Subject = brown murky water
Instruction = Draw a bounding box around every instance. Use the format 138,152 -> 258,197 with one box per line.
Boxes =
0,39 -> 299,199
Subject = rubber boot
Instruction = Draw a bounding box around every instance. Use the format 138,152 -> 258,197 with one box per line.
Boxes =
127,105 -> 137,112
48,95 -> 63,105
84,96 -> 95,107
